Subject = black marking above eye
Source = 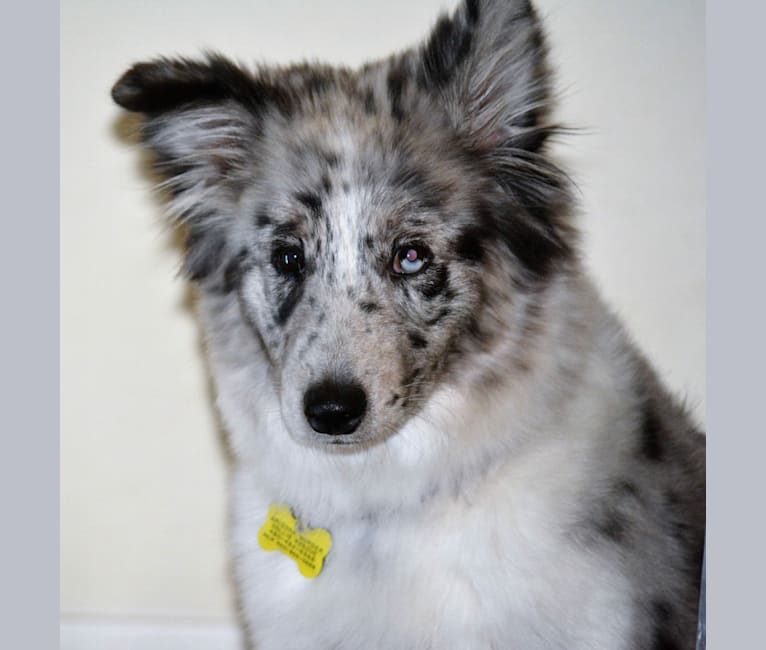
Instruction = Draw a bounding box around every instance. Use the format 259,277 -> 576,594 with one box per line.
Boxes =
296,191 -> 322,217
272,245 -> 305,277
255,210 -> 272,228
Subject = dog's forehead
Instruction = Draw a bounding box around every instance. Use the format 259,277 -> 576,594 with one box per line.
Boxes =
263,109 -> 392,182
255,122 -> 405,220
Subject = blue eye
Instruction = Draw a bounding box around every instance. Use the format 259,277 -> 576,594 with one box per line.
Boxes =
392,245 -> 430,275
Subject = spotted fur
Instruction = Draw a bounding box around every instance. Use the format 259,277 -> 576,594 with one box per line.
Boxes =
113,1 -> 704,648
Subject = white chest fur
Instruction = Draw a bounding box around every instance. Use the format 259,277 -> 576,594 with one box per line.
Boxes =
229,445 -> 634,650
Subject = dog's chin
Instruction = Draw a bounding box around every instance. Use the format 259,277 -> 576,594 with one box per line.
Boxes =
305,429 -> 379,450
315,436 -> 367,447
284,422 -> 389,452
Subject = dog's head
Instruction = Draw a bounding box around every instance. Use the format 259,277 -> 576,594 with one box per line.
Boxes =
113,0 -> 575,449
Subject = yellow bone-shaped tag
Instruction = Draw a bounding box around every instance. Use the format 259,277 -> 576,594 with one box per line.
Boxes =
257,504 -> 332,578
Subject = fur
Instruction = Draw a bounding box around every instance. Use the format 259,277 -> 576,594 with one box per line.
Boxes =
112,1 -> 705,648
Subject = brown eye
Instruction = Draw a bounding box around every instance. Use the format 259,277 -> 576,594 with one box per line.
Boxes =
272,246 -> 305,277
392,245 -> 430,275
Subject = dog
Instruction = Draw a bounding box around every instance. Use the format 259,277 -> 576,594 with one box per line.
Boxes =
112,0 -> 705,647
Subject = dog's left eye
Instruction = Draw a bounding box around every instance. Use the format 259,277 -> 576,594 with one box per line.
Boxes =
392,245 -> 430,275
272,246 -> 305,276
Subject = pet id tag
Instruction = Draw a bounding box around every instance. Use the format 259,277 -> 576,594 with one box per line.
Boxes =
257,503 -> 332,578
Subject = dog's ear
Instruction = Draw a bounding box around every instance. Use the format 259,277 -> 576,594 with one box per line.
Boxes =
414,0 -> 574,279
417,0 -> 554,153
112,53 -> 287,283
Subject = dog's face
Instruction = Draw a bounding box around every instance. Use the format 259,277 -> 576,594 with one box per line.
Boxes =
113,0 -> 574,448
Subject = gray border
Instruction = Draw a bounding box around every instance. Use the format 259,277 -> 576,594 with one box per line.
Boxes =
0,0 -> 59,646
4,0 -> 761,646
708,0 -> 766,646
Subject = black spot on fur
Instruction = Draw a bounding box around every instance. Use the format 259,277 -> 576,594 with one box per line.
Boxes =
617,481 -> 640,499
296,191 -> 322,218
464,315 -> 480,338
255,210 -> 272,228
391,163 -> 445,211
321,174 -> 332,195
478,201 -> 568,279
408,331 -> 428,349
649,600 -> 679,650
595,510 -> 628,544
290,63 -> 338,98
364,235 -> 374,250
273,221 -> 300,240
508,222 -> 564,278
322,150 -> 340,168
426,308 -> 450,327
670,520 -> 692,546
454,227 -> 486,263
640,401 -> 665,461
112,52 -> 293,118
360,302 -> 379,313
653,600 -> 673,625
387,393 -> 401,406
222,249 -> 250,293
590,479 -> 645,546
184,222 -> 226,282
465,0 -> 480,24
420,265 -> 449,300
362,88 -> 376,115
276,283 -> 305,325
418,6 -> 475,89
387,61 -> 407,122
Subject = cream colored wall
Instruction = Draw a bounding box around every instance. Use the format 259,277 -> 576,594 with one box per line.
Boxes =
61,0 -> 705,625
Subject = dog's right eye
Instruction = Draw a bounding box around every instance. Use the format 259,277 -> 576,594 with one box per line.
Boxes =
272,246 -> 305,277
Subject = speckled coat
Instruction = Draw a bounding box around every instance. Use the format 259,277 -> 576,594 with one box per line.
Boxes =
112,0 -> 705,647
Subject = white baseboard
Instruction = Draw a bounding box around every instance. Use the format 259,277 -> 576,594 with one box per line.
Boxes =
60,617 -> 245,650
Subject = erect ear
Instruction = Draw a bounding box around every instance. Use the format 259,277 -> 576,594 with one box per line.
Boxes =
414,0 -> 574,279
112,53 -> 287,284
418,0 -> 554,154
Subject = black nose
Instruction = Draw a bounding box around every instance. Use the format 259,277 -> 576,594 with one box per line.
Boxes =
303,381 -> 368,436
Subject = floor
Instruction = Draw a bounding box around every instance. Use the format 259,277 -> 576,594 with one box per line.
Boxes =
60,615 -> 244,650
